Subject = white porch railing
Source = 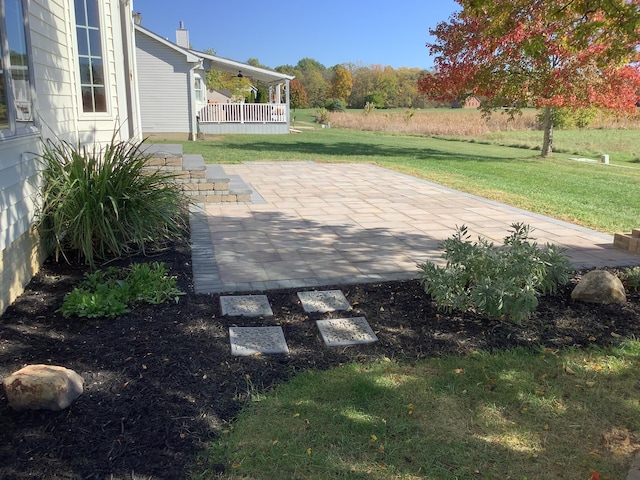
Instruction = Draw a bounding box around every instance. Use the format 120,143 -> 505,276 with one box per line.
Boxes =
198,103 -> 287,124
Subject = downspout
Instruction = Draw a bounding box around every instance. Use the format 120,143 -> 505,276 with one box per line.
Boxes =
188,68 -> 197,141
119,0 -> 136,140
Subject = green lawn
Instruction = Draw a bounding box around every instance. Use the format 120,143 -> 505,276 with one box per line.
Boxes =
174,128 -> 639,233
442,129 -> 640,164
198,342 -> 640,480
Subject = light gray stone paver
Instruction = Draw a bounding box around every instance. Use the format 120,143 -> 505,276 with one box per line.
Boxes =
220,295 -> 273,317
297,290 -> 351,313
192,163 -> 640,294
229,326 -> 288,356
316,317 -> 378,347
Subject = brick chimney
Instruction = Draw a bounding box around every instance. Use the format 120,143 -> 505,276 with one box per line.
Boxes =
176,21 -> 189,48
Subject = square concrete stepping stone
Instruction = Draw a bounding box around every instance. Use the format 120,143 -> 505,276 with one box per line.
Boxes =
220,295 -> 273,317
229,326 -> 289,356
316,317 -> 378,347
297,290 -> 351,313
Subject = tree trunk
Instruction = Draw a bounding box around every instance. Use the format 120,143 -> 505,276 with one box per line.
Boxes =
541,105 -> 553,157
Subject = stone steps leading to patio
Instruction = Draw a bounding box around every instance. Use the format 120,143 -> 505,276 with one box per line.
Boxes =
143,144 -> 252,204
614,229 -> 640,255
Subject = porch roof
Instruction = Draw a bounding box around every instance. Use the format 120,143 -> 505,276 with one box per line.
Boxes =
195,51 -> 294,86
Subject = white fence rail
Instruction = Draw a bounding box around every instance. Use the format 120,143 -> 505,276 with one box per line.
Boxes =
198,103 -> 287,124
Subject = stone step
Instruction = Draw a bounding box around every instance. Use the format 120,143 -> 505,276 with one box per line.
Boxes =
143,145 -> 254,204
205,164 -> 230,183
142,143 -> 183,160
182,154 -> 206,171
613,231 -> 640,255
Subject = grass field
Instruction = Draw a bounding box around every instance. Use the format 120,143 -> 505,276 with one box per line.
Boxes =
177,124 -> 639,233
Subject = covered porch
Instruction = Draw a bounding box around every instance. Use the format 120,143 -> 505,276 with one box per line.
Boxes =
197,53 -> 293,135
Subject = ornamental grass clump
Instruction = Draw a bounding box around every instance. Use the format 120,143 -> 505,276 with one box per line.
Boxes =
37,137 -> 188,268
418,223 -> 571,322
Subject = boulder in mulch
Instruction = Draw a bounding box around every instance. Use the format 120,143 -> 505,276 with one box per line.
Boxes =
571,270 -> 627,304
2,364 -> 84,411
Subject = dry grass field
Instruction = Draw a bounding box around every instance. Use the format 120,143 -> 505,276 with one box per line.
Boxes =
328,108 -> 640,136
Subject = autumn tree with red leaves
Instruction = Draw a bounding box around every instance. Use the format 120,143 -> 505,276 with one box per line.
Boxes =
419,0 -> 640,156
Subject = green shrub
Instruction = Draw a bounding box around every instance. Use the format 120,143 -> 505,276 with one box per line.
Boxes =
364,92 -> 385,108
537,107 -> 599,130
60,262 -> 184,318
324,98 -> 345,112
37,136 -> 188,268
417,223 -> 571,322
363,102 -> 376,115
315,108 -> 330,124
621,266 -> 640,292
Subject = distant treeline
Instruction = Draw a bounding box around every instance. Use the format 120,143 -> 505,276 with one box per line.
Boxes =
207,56 -> 438,109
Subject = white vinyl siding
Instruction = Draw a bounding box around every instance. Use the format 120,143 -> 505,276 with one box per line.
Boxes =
135,30 -> 193,134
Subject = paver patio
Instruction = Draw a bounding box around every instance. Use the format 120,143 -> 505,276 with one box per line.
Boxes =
190,162 -> 640,294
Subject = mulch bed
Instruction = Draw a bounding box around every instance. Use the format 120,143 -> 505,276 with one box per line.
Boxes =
1,239 -> 639,479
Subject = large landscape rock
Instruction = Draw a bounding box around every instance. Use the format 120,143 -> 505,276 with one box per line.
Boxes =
2,364 -> 84,411
571,270 -> 627,304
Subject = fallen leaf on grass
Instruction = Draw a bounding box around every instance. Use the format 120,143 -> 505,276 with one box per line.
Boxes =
565,366 -> 576,375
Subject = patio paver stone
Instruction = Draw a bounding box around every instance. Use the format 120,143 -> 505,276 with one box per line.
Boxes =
220,295 -> 273,317
229,326 -> 288,356
297,290 -> 352,313
316,317 -> 378,347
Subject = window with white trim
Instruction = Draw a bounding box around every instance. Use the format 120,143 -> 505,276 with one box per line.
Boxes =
0,0 -> 34,133
75,0 -> 106,112
195,76 -> 204,103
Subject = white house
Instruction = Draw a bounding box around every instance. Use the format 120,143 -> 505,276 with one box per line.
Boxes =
134,23 -> 294,139
0,0 -> 141,314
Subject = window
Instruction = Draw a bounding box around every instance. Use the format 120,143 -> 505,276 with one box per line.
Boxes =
195,76 -> 203,103
75,0 -> 106,113
0,0 -> 34,133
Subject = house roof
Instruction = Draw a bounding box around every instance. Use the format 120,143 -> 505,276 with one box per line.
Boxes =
135,24 -> 201,63
134,24 -> 293,86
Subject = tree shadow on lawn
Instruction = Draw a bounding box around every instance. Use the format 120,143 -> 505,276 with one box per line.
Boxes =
205,140 -> 534,163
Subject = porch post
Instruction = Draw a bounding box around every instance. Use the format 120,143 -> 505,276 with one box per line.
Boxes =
285,79 -> 291,129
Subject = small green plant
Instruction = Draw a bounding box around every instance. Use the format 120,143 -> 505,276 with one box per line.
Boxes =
417,223 -> 571,322
36,135 -> 189,268
363,101 -> 376,115
314,108 -> 330,124
621,266 -> 640,292
60,262 -> 184,318
125,262 -> 184,304
60,283 -> 130,318
404,108 -> 416,123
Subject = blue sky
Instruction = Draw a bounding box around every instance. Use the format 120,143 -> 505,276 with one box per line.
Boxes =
131,0 -> 460,70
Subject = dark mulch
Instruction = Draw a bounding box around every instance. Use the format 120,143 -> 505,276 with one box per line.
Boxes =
1,239 -> 639,479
